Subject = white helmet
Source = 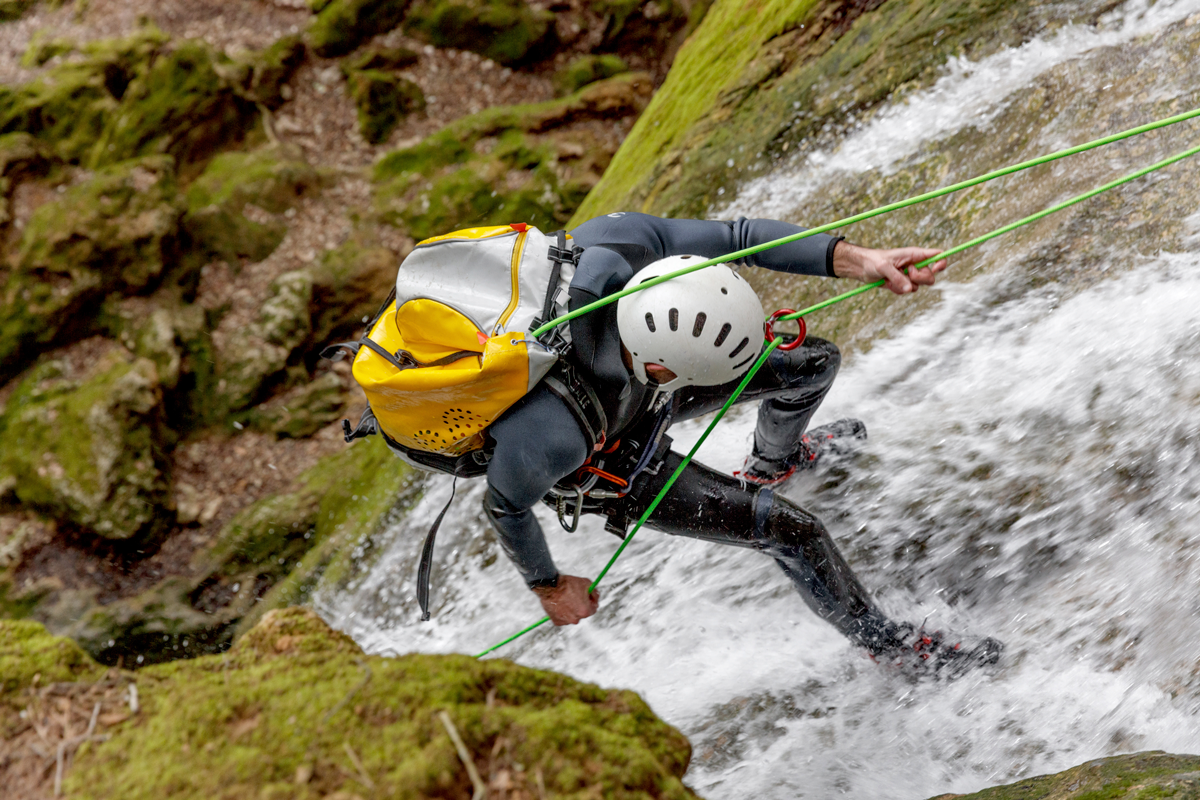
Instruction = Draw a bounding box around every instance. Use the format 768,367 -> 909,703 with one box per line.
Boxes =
616,256 -> 765,391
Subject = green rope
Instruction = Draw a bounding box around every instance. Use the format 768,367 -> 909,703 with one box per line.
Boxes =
530,106 -> 1200,340
476,139 -> 1200,660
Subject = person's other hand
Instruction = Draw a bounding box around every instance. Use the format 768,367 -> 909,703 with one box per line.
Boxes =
533,575 -> 600,626
832,241 -> 948,295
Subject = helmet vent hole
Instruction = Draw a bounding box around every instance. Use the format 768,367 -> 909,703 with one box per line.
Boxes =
669,308 -> 679,331
644,312 -> 656,332
714,322 -> 732,347
728,336 -> 750,359
692,312 -> 707,337
720,287 -> 728,295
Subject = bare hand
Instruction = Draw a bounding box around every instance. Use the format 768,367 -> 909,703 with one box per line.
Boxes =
532,575 -> 600,626
832,241 -> 948,295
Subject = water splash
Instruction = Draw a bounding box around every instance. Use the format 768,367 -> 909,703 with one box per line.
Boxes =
321,2 -> 1200,796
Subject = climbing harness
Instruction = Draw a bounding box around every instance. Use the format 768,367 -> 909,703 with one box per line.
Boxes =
475,108 -> 1200,658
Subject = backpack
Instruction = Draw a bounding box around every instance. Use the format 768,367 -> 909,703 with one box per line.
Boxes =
322,223 -> 608,620
324,223 -> 607,475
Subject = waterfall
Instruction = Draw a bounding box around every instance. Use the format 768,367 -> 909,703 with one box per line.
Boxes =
321,1 -> 1200,795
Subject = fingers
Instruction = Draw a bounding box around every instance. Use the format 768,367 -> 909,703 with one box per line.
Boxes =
887,249 -> 947,294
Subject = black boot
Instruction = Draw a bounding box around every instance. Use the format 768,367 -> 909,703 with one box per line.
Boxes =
872,623 -> 1005,679
739,418 -> 868,485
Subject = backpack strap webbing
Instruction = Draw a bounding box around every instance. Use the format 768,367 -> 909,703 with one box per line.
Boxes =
417,476 -> 457,621
542,358 -> 607,451
534,230 -> 582,341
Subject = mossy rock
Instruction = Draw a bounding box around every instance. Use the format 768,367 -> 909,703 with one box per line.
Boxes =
0,132 -> 51,227
589,0 -> 686,56
89,40 -> 259,172
0,156 -> 182,383
232,437 -> 417,634
340,44 -> 420,74
212,269 -> 314,417
0,348 -> 170,540
62,607 -> 697,800
62,435 -> 414,665
234,34 -> 306,109
182,147 -> 320,265
21,32 -> 75,68
309,239 -> 395,348
403,0 -> 557,67
346,69 -> 425,144
373,72 -> 652,239
937,752 -> 1200,799
554,53 -> 629,96
245,371 -> 348,439
571,0 -> 1125,222
0,619 -> 103,705
0,27 -> 169,165
307,0 -> 411,58
0,0 -> 39,23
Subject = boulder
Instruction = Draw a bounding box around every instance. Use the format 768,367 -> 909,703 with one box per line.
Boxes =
233,34 -> 306,109
309,239 -> 396,348
346,68 -> 425,144
213,269 -> 314,416
307,0 -> 411,58
246,371 -> 348,439
183,147 -> 320,265
373,72 -> 653,240
403,0 -> 557,66
340,44 -> 420,73
0,609 -> 698,799
64,435 -> 414,665
0,156 -> 181,383
554,53 -> 629,96
0,347 -> 170,540
933,752 -> 1200,799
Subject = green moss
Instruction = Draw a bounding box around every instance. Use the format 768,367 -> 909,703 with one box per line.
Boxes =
0,27 -> 168,164
589,0 -> 685,55
0,349 -> 169,540
309,239 -> 396,348
89,40 -> 258,171
0,156 -> 181,382
346,69 -> 425,144
373,73 -> 651,239
571,0 -> 1120,222
212,269 -> 314,417
245,372 -> 348,439
307,0 -> 411,58
554,53 -> 628,96
0,0 -> 38,22
182,147 -> 319,265
403,0 -> 556,66
21,31 -> 75,68
948,753 -> 1200,799
0,619 -> 102,704
340,44 -> 419,73
236,34 -> 306,109
234,437 -> 416,634
65,608 -> 696,800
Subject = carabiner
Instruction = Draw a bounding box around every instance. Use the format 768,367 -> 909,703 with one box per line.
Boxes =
764,309 -> 806,351
556,485 -> 584,533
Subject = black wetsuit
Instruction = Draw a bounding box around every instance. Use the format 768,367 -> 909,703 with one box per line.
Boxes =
483,212 -> 904,653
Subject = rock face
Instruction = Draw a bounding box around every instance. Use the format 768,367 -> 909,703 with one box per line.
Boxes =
0,609 -> 699,800
931,752 -> 1200,799
0,347 -> 169,540
374,72 -> 654,240
0,0 -> 687,674
0,157 -> 181,382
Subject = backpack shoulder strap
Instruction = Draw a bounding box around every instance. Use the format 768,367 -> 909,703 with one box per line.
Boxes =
542,358 -> 608,451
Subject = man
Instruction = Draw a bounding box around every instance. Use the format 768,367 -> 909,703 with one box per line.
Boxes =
483,212 -> 1003,675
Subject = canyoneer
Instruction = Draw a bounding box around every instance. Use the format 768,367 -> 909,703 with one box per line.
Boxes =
328,211 -> 1004,676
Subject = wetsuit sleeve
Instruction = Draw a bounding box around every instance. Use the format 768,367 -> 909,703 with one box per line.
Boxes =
569,212 -> 842,280
483,386 -> 591,588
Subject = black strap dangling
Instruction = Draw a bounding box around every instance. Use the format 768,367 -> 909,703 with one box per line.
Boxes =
416,477 -> 457,621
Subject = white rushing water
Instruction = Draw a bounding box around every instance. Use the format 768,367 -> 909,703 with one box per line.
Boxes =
323,3 -> 1200,796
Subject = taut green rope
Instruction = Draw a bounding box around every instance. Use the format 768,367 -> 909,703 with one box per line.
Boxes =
477,138 -> 1200,660
530,107 -> 1200,340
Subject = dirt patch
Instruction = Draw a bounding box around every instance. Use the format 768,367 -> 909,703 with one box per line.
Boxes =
0,670 -> 136,800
